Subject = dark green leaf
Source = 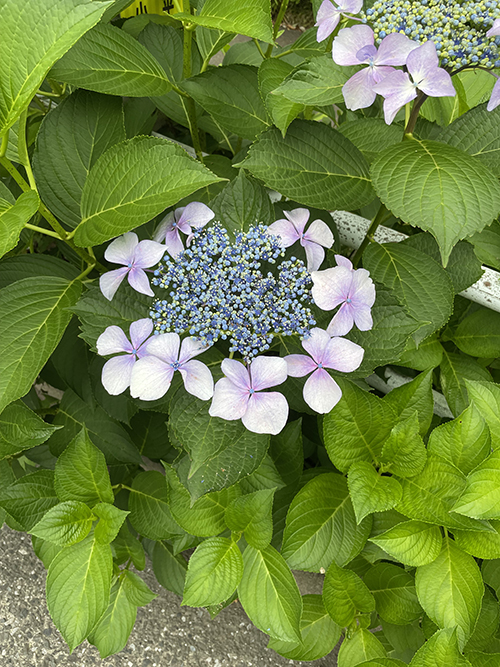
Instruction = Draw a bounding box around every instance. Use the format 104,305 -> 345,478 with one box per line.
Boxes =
440,351 -> 491,417
0,400 -> 61,460
128,471 -> 182,540
225,488 -> 275,550
0,469 -> 58,531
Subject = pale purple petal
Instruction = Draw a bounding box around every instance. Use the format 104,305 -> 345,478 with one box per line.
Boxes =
164,228 -> 184,258
127,267 -> 154,297
342,68 -> 379,111
352,304 -> 374,331
154,212 -> 175,242
144,332 -> 180,364
129,356 -> 174,401
373,70 -> 417,124
375,33 -> 419,66
221,359 -> 251,391
129,318 -> 153,351
303,369 -> 342,414
315,0 -> 340,42
179,336 -> 209,364
242,392 -> 289,435
179,360 -> 214,400
327,302 -> 354,336
303,219 -> 334,248
406,40 -> 438,83
335,254 -> 353,270
266,219 -> 299,247
176,202 -> 214,234
356,44 -> 377,63
249,356 -> 288,391
419,68 -> 456,98
284,354 -> 318,378
132,240 -> 166,268
487,19 -> 500,38
351,269 -> 376,308
209,377 -> 249,420
97,325 -> 133,356
284,208 -> 310,236
338,0 -> 362,12
322,336 -> 364,372
311,266 -> 351,311
104,232 -> 138,265
102,355 -> 136,395
332,25 -> 374,66
303,241 -> 325,272
382,89 -> 417,124
301,327 -> 331,363
99,266 -> 129,301
488,77 -> 500,112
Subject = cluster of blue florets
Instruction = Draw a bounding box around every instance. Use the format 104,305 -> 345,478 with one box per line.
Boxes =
150,222 -> 316,360
364,0 -> 500,70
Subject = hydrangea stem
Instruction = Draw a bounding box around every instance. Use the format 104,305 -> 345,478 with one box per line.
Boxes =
17,108 -> 37,191
182,3 -> 204,162
404,91 -> 427,136
0,131 -> 8,158
265,0 -> 290,57
350,203 -> 390,268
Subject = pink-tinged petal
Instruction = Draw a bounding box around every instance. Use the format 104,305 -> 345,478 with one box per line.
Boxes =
375,33 -> 419,66
339,0 -> 362,12
315,0 -> 340,42
176,202 -> 214,233
284,208 -> 310,235
419,68 -> 456,98
303,369 -> 342,414
179,360 -> 214,400
342,68 -> 379,111
179,336 -> 209,364
303,219 -> 334,248
284,354 -> 318,378
352,304 -> 374,331
129,318 -> 153,351
406,40 -> 438,82
327,302 -> 354,336
488,77 -> 500,112
322,336 -> 364,372
97,325 -> 133,356
303,240 -> 325,272
373,70 -> 416,124
351,269 -> 376,308
127,267 -> 154,297
221,358 -> 251,391
99,266 -> 129,301
311,266 -> 351,310
132,240 -> 166,268
335,254 -> 353,270
382,90 -> 416,124
266,219 -> 300,247
102,355 -> 136,395
487,19 -> 500,38
332,25 -> 374,66
144,332 -> 180,364
153,212 -> 175,242
164,228 -> 184,258
249,356 -> 288,391
301,327 -> 331,363
209,377 -> 249,420
129,356 -> 174,401
242,392 -> 289,435
104,232 -> 138,265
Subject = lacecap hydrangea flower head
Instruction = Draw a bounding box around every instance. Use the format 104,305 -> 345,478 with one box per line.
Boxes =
95,205 -> 375,435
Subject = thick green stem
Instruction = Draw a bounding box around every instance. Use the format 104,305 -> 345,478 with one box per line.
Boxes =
253,38 -> 266,59
404,91 -> 427,136
182,3 -> 204,161
24,223 -> 62,239
0,131 -> 8,158
351,203 -> 390,268
266,0 -> 290,57
17,108 -> 37,190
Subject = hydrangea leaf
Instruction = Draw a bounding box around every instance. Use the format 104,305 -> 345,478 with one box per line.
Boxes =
337,628 -> 387,666
338,119 -> 403,165
30,500 -> 94,546
454,520 -> 500,559
469,220 -> 500,272
371,138 -> 500,266
364,562 -> 422,625
381,413 -> 428,478
452,451 -> 500,520
281,473 -> 372,572
93,503 -> 129,545
322,560 -> 375,627
440,352 -> 491,417
397,333 -> 444,372
87,577 -> 136,659
465,587 -> 500,653
465,380 -> 500,449
347,462 -> 403,524
409,627 -> 472,667
152,540 -> 187,597
225,488 -> 275,550
369,520 -> 442,568
0,400 -> 61,460
32,535 -> 62,570
452,309 -> 500,358
112,523 -> 145,571
0,190 -> 39,258
258,58 -> 304,136
267,594 -> 342,661
122,570 -> 157,607
128,471 -> 183,541
0,469 -> 58,531
0,255 -> 80,289
383,370 -> 434,437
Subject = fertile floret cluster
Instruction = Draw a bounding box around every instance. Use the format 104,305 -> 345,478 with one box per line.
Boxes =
150,222 -> 316,360
364,0 -> 500,70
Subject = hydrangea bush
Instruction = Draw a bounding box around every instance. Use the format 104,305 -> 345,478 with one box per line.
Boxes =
1,0 -> 500,664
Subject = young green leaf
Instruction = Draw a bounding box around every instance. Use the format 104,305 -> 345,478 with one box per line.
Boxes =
381,412 -> 427,478
128,471 -> 183,541
322,560 -> 375,627
396,334 -> 444,372
452,451 -> 500,520
87,577 -> 136,659
337,628 -> 387,666
225,488 -> 275,550
0,469 -> 58,531
440,351 -> 492,417
465,380 -> 500,449
93,503 -> 129,544
258,58 -> 304,136
454,520 -> 500,559
32,535 -> 62,570
383,370 -> 434,437
0,191 -> 39,259
409,627 -> 472,667
30,500 -> 94,546
152,540 -> 187,597
348,462 -> 403,524
0,400 -> 61,460
364,562 -> 422,625
122,570 -> 157,607
111,523 -> 145,571
369,520 -> 442,567
465,587 -> 500,653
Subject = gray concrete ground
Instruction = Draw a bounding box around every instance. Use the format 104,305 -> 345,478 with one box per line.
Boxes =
0,527 -> 339,666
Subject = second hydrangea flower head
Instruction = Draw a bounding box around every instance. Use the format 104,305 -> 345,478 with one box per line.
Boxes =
95,204 -> 376,434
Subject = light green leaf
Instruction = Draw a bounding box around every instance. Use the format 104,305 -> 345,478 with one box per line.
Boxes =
258,58 -> 304,136
409,627 -> 472,667
196,25 -> 234,66
54,427 -> 115,507
0,276 -> 82,413
33,90 -> 125,230
0,469 -> 58,531
397,333 -> 444,372
370,137 -> 500,265
267,594 -> 342,661
454,519 -> 500,559
32,535 -> 62,570
238,453 -> 286,494
466,380 -> 500,449
50,23 -> 170,96
0,400 -> 61,460
338,119 -> 403,165
0,0 -> 113,135
275,55 -> 355,106
415,538 -> 484,648
322,560 -> 375,627
356,661 -> 407,667
363,243 -> 454,345
182,536 -> 243,607
225,489 -> 275,550
181,65 -> 270,141
323,379 -> 396,472
338,628 -> 387,667
382,620 -> 425,663
0,254 -> 80,289
440,352 -> 492,417
452,309 -> 500,358
281,473 -> 372,571
348,462 -> 402,524
238,119 -> 374,210
384,370 -> 434,437
0,190 -> 39,258
152,540 -> 187,597
365,562 -> 422,625
30,500 -> 94,546
452,451 -> 500,520
369,520 -> 442,568
111,523 -> 145,571
381,412 -> 427,478
466,653 -> 500,667
128,471 -> 182,540
465,587 -> 500,653
137,22 -> 188,84
87,577 -> 136,659
427,404 -> 491,475
93,503 -> 129,544
122,570 -> 157,607
76,135 -> 222,247
47,533 -> 113,652
238,544 -> 302,643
